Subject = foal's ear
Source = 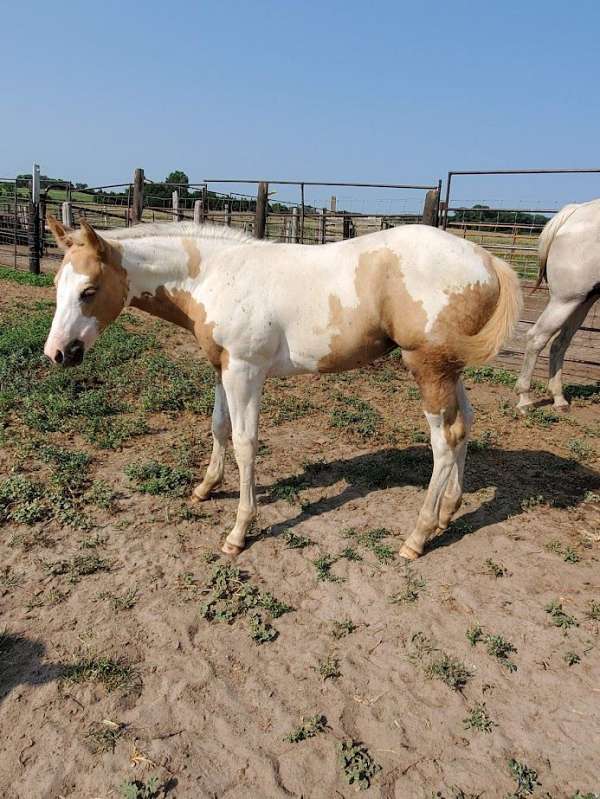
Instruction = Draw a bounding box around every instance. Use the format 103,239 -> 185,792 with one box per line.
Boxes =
47,215 -> 74,250
79,218 -> 107,256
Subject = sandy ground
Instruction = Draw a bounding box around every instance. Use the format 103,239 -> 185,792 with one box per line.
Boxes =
1,278 -> 599,799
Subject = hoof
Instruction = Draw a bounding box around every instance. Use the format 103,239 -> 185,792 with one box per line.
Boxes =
553,403 -> 571,414
399,543 -> 421,561
516,402 -> 535,416
221,541 -> 244,557
191,485 -> 211,504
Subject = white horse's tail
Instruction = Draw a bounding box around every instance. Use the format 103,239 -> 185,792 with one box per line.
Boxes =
534,204 -> 580,291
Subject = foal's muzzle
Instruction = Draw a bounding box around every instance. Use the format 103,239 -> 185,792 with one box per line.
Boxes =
55,339 -> 85,367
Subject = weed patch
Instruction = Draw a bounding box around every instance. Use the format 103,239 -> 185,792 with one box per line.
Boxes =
201,564 -> 291,642
338,740 -> 381,791
330,394 -> 381,439
125,461 -> 192,496
545,600 -> 578,630
463,702 -> 495,733
466,625 -> 517,672
62,656 -> 137,692
284,714 -> 327,743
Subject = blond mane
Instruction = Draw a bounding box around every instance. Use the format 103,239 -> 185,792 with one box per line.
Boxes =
94,222 -> 258,245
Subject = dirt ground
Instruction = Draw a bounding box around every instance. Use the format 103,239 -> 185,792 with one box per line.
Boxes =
0,277 -> 599,799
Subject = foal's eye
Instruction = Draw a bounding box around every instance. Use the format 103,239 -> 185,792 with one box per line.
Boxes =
80,287 -> 97,303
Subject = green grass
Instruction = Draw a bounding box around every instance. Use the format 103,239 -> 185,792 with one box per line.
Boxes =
0,266 -> 54,287
45,553 -> 110,583
338,740 -> 381,791
330,394 -> 381,439
62,656 -> 137,692
125,460 -> 193,496
344,527 -> 395,563
567,438 -> 595,462
464,365 -> 516,386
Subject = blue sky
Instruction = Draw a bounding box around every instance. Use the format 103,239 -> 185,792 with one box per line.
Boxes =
2,0 -> 600,210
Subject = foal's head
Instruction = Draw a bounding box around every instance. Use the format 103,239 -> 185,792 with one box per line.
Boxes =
45,217 -> 128,366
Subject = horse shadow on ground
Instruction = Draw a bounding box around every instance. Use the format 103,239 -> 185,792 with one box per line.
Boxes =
0,632 -> 63,708
244,445 -> 599,550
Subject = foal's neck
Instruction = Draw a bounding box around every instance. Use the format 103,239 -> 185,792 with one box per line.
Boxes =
120,236 -> 214,332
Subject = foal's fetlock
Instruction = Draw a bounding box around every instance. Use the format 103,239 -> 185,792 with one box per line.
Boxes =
191,475 -> 221,503
438,494 -> 462,531
399,542 -> 422,561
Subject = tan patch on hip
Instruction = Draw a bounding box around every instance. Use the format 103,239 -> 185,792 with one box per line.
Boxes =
317,248 -> 427,373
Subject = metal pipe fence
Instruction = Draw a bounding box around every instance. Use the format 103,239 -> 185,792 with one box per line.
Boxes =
1,165 -> 598,379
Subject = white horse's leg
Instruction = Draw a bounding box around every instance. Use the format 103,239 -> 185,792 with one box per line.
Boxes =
515,298 -> 580,411
219,363 -> 266,556
192,375 -> 231,501
436,380 -> 473,532
547,297 -> 596,410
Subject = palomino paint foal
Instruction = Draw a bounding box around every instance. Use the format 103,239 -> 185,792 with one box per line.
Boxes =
45,217 -> 522,560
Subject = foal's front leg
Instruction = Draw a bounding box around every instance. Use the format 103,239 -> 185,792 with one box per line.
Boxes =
192,375 -> 231,502
219,362 -> 266,556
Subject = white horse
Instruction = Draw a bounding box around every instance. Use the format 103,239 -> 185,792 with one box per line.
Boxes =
516,199 -> 600,411
45,217 -> 521,560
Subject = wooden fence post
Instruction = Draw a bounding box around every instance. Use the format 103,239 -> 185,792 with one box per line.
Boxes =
224,203 -> 231,226
172,190 -> 181,222
255,181 -> 268,239
421,188 -> 440,226
291,207 -> 299,243
343,214 -> 354,240
330,195 -> 337,213
193,200 -> 202,224
131,167 -> 144,225
62,201 -> 73,227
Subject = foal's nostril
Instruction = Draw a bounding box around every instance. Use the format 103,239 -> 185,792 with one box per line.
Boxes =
63,339 -> 84,366
55,350 -> 64,364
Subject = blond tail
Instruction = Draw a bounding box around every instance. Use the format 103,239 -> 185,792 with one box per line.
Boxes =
458,256 -> 523,367
533,203 -> 579,291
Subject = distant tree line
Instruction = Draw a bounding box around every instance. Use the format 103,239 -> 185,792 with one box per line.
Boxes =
450,204 -> 549,232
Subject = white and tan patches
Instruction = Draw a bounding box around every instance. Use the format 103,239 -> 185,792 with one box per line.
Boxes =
44,263 -> 100,359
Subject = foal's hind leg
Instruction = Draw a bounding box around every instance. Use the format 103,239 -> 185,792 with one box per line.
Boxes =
192,375 -> 231,502
547,297 -> 596,411
515,298 -> 580,411
436,380 -> 473,532
400,355 -> 467,560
